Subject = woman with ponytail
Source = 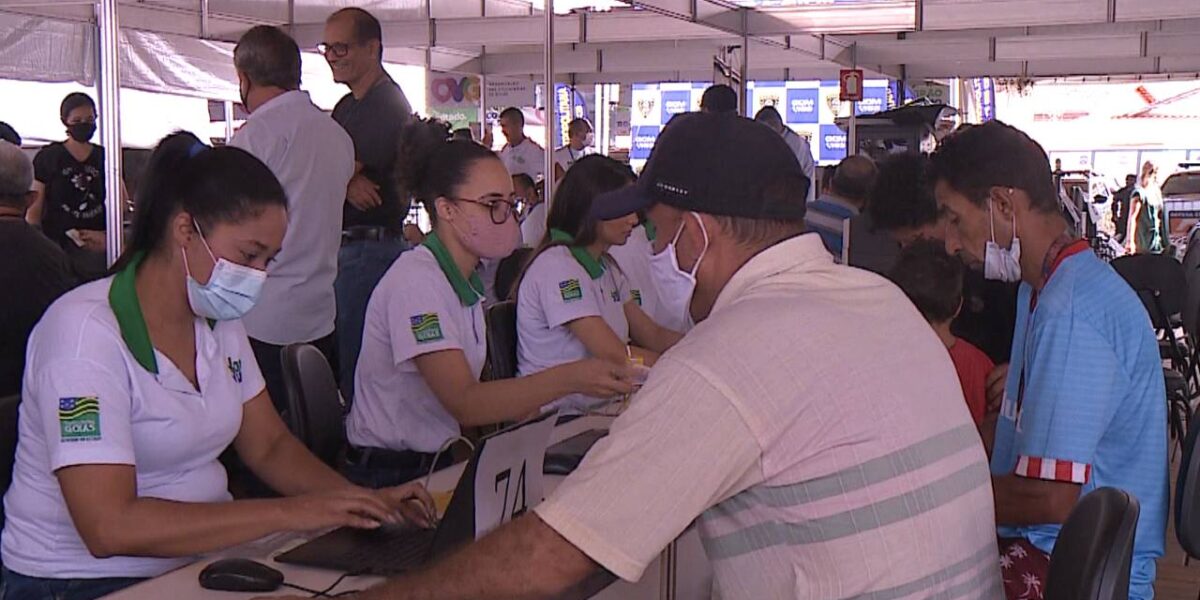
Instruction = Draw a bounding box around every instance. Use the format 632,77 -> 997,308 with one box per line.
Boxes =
0,132 -> 433,600
514,155 -> 683,414
345,118 -> 633,488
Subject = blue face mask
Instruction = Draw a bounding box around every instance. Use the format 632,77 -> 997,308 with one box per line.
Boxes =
182,222 -> 267,321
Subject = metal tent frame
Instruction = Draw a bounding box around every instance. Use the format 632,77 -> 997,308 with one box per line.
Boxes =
1,0 -> 1198,264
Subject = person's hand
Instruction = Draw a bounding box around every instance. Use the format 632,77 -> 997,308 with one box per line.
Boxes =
986,363 -> 1010,415
347,173 -> 382,211
78,229 -> 106,253
566,359 -> 636,398
277,487 -> 403,532
376,482 -> 438,529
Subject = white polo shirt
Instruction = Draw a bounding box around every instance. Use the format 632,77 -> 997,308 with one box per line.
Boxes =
516,245 -> 629,413
553,145 -> 594,174
232,90 -> 355,345
500,138 -> 546,179
348,233 -> 487,453
521,202 -> 548,247
535,234 -> 999,598
1,254 -> 265,579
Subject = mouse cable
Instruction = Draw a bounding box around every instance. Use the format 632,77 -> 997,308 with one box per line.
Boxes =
280,571 -> 360,598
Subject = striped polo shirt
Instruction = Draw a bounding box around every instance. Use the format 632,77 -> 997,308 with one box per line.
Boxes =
805,194 -> 859,259
536,233 -> 1001,599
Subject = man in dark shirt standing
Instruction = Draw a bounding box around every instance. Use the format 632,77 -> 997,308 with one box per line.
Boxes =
0,141 -> 74,397
322,7 -> 414,393
1112,173 -> 1137,243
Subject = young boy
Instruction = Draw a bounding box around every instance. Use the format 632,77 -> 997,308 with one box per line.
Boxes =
889,240 -> 994,426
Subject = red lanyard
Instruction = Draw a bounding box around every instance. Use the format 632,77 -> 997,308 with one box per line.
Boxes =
1016,236 -> 1090,415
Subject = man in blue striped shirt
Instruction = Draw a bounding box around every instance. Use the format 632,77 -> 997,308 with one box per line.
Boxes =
805,155 -> 876,259
933,120 -> 1166,600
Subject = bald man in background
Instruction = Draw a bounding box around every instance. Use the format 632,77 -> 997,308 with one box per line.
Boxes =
805,155 -> 877,258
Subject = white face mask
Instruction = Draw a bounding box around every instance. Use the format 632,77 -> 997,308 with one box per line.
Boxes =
648,212 -> 709,329
182,222 -> 268,320
983,199 -> 1022,283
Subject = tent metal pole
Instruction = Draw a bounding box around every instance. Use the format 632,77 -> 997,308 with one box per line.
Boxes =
544,0 -> 555,208
424,0 -> 432,115
287,0 -> 295,35
740,8 -> 748,116
97,0 -> 123,267
848,43 -> 858,157
199,0 -> 209,38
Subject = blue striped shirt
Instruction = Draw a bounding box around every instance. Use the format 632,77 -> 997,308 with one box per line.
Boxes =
992,250 -> 1167,600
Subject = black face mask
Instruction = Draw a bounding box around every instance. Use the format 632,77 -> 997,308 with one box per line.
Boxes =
67,122 -> 96,143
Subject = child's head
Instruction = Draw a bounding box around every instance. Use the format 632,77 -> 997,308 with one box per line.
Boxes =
888,239 -> 965,328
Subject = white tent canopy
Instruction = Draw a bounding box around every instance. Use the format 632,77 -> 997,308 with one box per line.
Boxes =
2,0 -> 1197,265
2,0 -> 1196,101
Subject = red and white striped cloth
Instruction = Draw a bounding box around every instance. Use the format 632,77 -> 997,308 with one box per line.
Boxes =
1015,456 -> 1091,484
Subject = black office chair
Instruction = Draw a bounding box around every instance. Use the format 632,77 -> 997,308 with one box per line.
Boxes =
0,394 -> 19,529
280,344 -> 346,467
1181,234 -> 1200,384
1176,411 -> 1200,564
484,301 -> 519,381
1045,487 -> 1140,600
1112,254 -> 1191,373
1112,254 -> 1194,455
494,248 -> 533,302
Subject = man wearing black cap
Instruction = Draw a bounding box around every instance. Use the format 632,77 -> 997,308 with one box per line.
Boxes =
299,113 -> 999,600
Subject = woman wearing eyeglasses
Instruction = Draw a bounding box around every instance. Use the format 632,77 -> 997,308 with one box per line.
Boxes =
344,118 -> 635,488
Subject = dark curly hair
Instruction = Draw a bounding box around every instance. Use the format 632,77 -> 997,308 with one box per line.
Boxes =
888,238 -> 964,323
393,116 -> 499,224
929,120 -> 1058,213
867,152 -> 940,233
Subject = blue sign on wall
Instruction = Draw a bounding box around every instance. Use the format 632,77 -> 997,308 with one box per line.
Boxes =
631,125 -> 660,160
660,91 -> 691,123
820,124 -> 847,162
856,86 -> 888,116
786,88 -> 820,124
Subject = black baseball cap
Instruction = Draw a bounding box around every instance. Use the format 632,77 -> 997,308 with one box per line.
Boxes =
621,111 -> 809,220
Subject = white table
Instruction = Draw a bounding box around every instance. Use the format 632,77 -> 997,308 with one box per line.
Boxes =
107,416 -> 713,599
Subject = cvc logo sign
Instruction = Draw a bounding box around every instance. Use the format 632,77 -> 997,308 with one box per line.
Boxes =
431,76 -> 481,105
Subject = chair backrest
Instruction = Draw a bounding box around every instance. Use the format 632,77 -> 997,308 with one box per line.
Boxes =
1177,412 -> 1200,557
1045,487 -> 1140,600
494,248 -> 533,302
485,301 -> 519,380
0,394 -> 18,529
1111,254 -> 1186,329
279,344 -> 346,467
1181,231 -> 1200,339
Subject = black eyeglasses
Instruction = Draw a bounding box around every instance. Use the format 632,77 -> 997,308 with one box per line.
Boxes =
452,195 -> 525,225
317,42 -> 352,58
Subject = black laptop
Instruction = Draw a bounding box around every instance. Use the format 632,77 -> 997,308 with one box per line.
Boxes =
274,412 -> 557,575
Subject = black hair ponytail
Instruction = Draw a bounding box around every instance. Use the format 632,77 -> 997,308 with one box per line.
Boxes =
394,116 -> 498,225
112,131 -> 286,271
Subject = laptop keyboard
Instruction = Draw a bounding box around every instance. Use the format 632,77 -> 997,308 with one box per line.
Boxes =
275,525 -> 438,575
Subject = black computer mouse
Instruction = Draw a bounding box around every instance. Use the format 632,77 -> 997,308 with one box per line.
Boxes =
199,557 -> 285,592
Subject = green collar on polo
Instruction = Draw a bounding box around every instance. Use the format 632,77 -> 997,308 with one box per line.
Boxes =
109,251 -> 159,374
423,231 -> 485,307
550,229 -> 605,280
109,251 -> 218,375
644,221 -> 657,242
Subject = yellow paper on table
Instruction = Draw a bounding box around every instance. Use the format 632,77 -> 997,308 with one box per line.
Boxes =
433,490 -> 454,518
